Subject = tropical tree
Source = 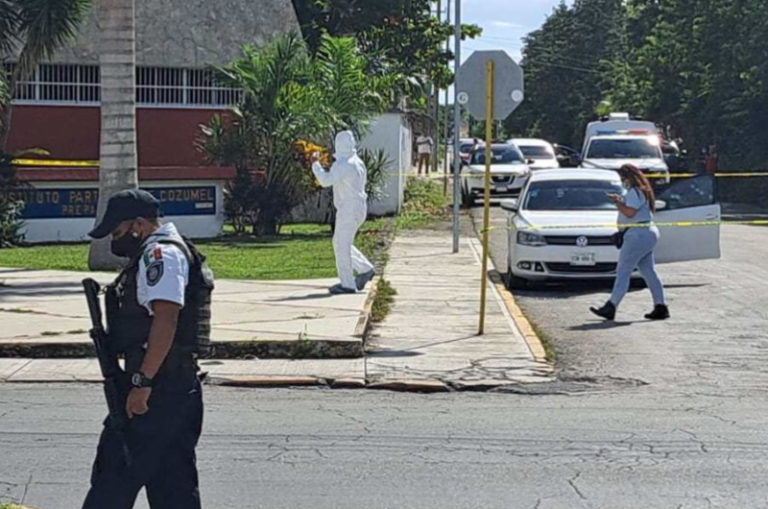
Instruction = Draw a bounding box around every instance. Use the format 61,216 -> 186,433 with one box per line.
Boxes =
88,0 -> 138,270
199,33 -> 388,236
504,0 -> 626,148
292,0 -> 481,108
0,0 -> 92,149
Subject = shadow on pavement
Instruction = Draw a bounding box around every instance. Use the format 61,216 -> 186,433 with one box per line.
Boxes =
0,281 -> 84,301
268,292 -> 334,302
367,349 -> 424,358
569,320 -> 639,331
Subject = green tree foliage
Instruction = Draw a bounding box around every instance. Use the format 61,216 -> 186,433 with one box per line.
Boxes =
292,0 -> 481,107
506,0 -> 768,202
0,0 -> 92,149
504,0 -> 625,148
198,33 -> 388,236
0,152 -> 24,247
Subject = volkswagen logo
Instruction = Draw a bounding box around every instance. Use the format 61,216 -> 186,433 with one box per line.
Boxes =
576,236 -> 589,247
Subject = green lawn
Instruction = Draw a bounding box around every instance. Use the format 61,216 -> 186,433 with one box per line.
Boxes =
0,221 -> 391,281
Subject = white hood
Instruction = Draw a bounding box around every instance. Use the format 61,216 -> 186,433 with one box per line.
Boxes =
334,130 -> 358,159
516,210 -> 619,236
467,162 -> 530,176
582,158 -> 667,171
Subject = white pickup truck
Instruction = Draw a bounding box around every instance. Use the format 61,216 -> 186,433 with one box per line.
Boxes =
580,113 -> 670,185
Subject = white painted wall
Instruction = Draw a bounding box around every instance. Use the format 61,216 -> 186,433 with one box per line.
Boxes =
361,113 -> 412,216
18,180 -> 227,243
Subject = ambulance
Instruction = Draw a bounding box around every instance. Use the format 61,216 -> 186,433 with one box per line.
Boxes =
580,113 -> 670,185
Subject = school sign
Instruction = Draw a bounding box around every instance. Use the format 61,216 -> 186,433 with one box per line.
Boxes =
1,186 -> 217,219
2,181 -> 226,243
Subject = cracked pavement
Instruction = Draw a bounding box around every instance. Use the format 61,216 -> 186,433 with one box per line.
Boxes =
1,216 -> 767,508
2,384 -> 768,508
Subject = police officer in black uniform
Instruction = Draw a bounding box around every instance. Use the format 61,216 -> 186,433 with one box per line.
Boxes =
82,189 -> 213,509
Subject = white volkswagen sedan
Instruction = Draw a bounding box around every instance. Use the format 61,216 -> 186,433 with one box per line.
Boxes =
502,169 -> 721,289
461,143 -> 530,207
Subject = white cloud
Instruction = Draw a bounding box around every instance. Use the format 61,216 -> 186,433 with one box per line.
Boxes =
491,21 -> 525,29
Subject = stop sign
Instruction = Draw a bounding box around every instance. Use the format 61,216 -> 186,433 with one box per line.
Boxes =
456,50 -> 524,121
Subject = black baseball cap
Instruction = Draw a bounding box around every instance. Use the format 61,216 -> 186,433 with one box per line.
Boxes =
88,189 -> 161,239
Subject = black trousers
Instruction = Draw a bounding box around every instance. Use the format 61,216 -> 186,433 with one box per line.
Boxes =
82,374 -> 203,509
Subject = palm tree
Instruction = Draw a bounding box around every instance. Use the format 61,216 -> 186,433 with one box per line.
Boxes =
199,33 -> 388,236
0,0 -> 92,149
88,0 -> 138,270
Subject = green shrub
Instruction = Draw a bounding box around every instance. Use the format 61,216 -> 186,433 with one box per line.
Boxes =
397,177 -> 448,229
0,153 -> 24,247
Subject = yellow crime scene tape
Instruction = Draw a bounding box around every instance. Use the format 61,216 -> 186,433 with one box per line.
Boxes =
10,158 -> 768,179
12,158 -> 99,167
647,172 -> 768,179
477,218 -> 768,234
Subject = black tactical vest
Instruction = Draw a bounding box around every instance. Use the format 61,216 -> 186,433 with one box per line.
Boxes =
106,236 -> 214,359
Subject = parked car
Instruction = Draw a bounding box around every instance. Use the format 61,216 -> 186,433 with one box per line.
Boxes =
458,138 -> 483,165
509,138 -> 559,170
461,143 -> 530,207
581,133 -> 670,186
501,169 -> 721,289
553,144 -> 581,168
580,113 -> 671,186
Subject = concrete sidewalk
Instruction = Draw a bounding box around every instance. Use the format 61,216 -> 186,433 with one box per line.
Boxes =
0,268 -> 371,358
365,230 -> 553,390
0,229 -> 552,391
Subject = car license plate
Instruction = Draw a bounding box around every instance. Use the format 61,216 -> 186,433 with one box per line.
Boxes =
571,253 -> 596,266
495,184 -> 507,192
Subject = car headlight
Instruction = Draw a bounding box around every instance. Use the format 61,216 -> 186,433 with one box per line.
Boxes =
517,231 -> 547,246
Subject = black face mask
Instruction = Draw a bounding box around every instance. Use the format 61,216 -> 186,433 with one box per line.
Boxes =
110,230 -> 143,258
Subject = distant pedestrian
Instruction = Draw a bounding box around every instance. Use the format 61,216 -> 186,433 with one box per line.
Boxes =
705,144 -> 719,175
416,133 -> 434,175
590,164 -> 669,321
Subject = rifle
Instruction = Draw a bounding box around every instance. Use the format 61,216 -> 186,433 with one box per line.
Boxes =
82,278 -> 131,463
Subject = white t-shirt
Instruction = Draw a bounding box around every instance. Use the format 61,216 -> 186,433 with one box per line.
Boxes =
619,188 -> 654,225
417,136 -> 433,155
136,222 -> 190,315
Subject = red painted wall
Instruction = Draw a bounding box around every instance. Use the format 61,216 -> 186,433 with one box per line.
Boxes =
6,105 -> 228,167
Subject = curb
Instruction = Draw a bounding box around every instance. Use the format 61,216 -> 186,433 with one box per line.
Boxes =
489,272 -> 548,363
0,339 -> 365,360
450,380 -> 519,391
207,375 -> 326,388
367,379 -> 451,393
354,275 -> 381,339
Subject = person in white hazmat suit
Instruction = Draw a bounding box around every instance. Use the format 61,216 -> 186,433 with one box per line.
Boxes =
312,131 -> 376,294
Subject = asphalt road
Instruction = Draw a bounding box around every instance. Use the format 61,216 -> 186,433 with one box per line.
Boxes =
1,209 -> 767,508
469,205 -> 768,394
2,384 -> 768,509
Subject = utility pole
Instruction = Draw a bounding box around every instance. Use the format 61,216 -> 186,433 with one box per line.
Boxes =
443,0 -> 452,196
452,0 -> 461,252
433,0 -> 442,176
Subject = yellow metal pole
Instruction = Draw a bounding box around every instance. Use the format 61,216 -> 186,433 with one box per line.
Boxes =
479,59 -> 494,335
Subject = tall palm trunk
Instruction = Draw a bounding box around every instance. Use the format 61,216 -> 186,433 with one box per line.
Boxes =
88,0 -> 138,270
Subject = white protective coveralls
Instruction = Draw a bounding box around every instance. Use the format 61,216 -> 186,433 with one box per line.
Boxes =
312,131 -> 375,290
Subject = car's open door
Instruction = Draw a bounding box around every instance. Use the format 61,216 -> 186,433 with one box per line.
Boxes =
654,175 -> 721,263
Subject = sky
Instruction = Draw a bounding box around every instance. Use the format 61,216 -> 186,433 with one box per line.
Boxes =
439,0 -> 571,103
456,0 -> 570,63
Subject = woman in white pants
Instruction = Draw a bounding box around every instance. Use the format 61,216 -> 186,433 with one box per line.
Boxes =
590,164 -> 670,321
312,131 -> 375,294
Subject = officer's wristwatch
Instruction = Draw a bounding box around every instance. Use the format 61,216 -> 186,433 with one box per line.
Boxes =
130,371 -> 154,389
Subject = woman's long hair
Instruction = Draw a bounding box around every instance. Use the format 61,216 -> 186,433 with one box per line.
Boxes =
619,164 -> 656,212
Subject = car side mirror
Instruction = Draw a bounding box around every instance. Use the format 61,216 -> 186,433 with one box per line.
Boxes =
655,199 -> 667,211
526,159 -> 535,165
500,198 -> 519,213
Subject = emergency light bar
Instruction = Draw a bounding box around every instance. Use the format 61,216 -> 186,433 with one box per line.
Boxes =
595,129 -> 656,136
